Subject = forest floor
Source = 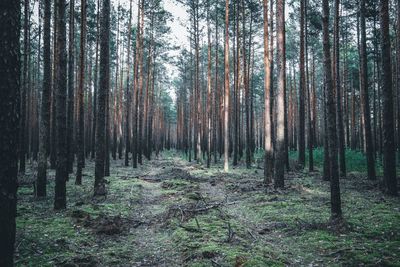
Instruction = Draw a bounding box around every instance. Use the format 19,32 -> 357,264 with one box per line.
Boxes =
16,151 -> 400,266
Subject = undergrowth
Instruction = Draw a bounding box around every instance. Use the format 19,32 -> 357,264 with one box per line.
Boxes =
15,152 -> 400,266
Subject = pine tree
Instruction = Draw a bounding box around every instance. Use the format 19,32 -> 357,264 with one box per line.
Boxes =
0,0 -> 21,264
380,0 -> 398,196
94,0 -> 110,196
274,0 -> 285,188
322,0 -> 342,219
54,0 -> 68,210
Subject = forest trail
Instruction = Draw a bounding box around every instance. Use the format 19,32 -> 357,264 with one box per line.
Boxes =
15,152 -> 400,266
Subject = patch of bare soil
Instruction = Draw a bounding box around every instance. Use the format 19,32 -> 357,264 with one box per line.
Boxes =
71,210 -> 142,235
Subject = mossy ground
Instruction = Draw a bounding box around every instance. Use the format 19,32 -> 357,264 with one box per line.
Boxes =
16,151 -> 400,266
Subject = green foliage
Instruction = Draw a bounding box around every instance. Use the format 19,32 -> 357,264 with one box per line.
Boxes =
289,148 -> 384,175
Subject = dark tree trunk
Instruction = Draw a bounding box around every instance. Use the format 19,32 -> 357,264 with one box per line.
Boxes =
91,0 -> 100,160
334,0 -> 346,178
67,0 -> 75,174
322,0 -> 342,219
20,0 -> 29,173
380,0 -> 398,196
124,0 -> 133,166
54,0 -> 68,210
94,0 -> 110,196
0,1 -> 20,264
37,0 -> 51,197
50,0 -> 58,169
298,0 -> 306,168
76,0 -> 86,185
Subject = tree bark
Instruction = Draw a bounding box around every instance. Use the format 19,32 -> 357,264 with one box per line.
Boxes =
322,0 -> 342,219
334,0 -> 346,178
298,0 -> 306,168
360,0 -> 376,180
37,0 -> 51,197
67,0 -> 75,174
0,0 -> 20,264
94,0 -> 110,196
380,0 -> 398,196
224,0 -> 230,172
76,0 -> 86,185
54,0 -> 68,210
263,0 -> 273,184
274,0 -> 285,188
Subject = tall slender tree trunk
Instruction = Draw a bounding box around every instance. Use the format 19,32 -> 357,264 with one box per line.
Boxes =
124,0 -> 133,166
20,0 -> 29,173
242,0 -> 251,169
322,0 -> 342,219
50,0 -> 58,169
360,0 -> 376,180
94,0 -> 110,196
37,0 -> 51,197
76,0 -> 86,185
274,0 -> 285,188
0,1 -> 20,264
298,0 -> 306,168
137,0 -> 145,165
224,0 -> 230,172
206,0 -> 212,168
380,0 -> 398,196
54,0 -> 68,210
214,4 -> 219,164
67,0 -> 75,174
334,0 -> 346,178
263,0 -> 273,184
132,0 -> 141,168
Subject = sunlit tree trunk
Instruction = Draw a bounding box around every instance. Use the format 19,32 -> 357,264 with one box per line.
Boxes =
274,0 -> 285,188
263,0 -> 273,184
224,0 -> 230,172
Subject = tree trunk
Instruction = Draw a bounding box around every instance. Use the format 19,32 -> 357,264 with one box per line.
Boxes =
263,0 -> 273,184
50,0 -> 58,169
334,0 -> 346,178
380,0 -> 398,196
20,0 -> 29,173
274,0 -> 285,188
224,0 -> 230,172
76,0 -> 86,185
0,1 -> 20,264
360,0 -> 376,180
67,0 -> 75,174
54,0 -> 68,210
322,0 -> 342,219
124,0 -> 133,166
94,0 -> 110,196
298,0 -> 306,168
37,0 -> 51,197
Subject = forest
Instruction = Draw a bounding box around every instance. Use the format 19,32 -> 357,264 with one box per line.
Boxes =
0,0 -> 400,266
